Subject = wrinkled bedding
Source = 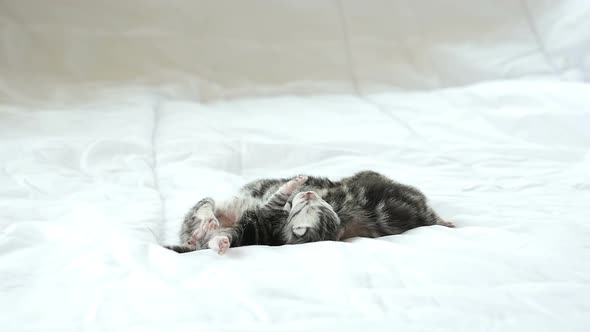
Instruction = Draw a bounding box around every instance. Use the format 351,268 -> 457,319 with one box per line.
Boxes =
1,1 -> 589,331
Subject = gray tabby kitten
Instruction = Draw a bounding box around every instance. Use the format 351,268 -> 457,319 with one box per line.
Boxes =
164,171 -> 453,254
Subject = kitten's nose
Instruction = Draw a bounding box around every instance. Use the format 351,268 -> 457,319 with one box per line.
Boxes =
305,191 -> 313,200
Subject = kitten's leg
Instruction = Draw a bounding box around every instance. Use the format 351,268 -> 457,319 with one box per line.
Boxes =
181,197 -> 220,245
208,235 -> 231,255
265,175 -> 308,209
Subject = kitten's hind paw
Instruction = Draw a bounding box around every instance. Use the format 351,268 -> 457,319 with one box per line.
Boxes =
208,235 -> 231,255
202,217 -> 220,230
189,216 -> 220,244
189,229 -> 203,245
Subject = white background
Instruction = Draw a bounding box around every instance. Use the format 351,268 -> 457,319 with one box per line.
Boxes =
1,1 -> 589,331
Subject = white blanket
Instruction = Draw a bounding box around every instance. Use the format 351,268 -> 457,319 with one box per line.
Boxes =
1,1 -> 589,331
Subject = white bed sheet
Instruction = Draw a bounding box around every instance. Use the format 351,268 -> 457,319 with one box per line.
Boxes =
1,81 -> 589,331
1,1 -> 590,332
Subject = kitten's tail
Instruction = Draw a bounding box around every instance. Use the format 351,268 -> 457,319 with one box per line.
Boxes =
144,226 -> 198,253
163,244 -> 198,253
428,206 -> 456,228
436,219 -> 455,228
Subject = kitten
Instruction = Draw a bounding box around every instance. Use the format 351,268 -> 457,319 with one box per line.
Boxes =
165,171 -> 453,254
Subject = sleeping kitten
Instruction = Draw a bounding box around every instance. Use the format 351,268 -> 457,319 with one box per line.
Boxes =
165,171 -> 453,254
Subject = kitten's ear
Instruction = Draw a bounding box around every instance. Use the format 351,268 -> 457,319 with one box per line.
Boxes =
283,202 -> 292,211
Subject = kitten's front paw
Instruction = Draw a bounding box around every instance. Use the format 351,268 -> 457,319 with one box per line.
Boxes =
281,175 -> 308,195
208,235 -> 231,255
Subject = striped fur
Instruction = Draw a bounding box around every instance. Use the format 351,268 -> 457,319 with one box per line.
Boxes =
164,171 -> 451,254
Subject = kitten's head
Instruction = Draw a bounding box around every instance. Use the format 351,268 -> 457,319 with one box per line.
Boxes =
283,191 -> 340,244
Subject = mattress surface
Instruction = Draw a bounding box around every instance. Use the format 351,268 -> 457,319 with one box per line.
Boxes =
1,1 -> 589,331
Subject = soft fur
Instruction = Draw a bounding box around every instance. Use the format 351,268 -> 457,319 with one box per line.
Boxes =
164,171 -> 453,254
